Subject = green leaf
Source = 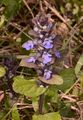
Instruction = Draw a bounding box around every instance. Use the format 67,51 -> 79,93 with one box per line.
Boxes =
80,78 -> 83,89
75,54 -> 83,75
57,68 -> 76,91
39,75 -> 63,85
12,105 -> 20,120
59,102 -> 75,118
0,66 -> 6,77
78,72 -> 83,89
2,0 -> 22,19
60,6 -> 65,14
45,86 -> 58,103
33,112 -> 61,120
0,112 -> 5,119
32,98 -> 39,112
0,0 -> 3,4
0,15 -> 5,28
13,76 -> 46,98
73,4 -> 79,15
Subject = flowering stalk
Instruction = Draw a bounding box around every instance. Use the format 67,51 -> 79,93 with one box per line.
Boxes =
22,13 -> 61,80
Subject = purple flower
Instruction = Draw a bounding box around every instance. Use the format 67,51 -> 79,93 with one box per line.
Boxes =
34,27 -> 39,32
39,34 -> 44,38
55,51 -> 61,58
22,41 -> 34,50
33,39 -> 38,45
42,52 -> 52,64
43,40 -> 53,49
26,57 -> 36,63
44,69 -> 52,80
47,23 -> 53,29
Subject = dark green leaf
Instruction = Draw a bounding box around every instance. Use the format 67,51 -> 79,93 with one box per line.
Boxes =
2,0 -> 22,19
45,86 -> 58,103
57,68 -> 76,91
0,112 -> 5,119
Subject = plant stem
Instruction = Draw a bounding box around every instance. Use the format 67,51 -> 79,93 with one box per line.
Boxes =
38,93 -> 44,114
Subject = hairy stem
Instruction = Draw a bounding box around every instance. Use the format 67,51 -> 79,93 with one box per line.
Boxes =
38,93 -> 44,114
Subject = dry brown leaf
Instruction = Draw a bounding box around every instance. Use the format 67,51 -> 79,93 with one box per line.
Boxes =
20,58 -> 37,68
39,75 -> 63,85
0,91 -> 4,102
53,23 -> 69,37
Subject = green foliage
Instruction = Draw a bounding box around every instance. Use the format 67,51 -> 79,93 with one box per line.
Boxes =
78,72 -> 83,89
0,112 -> 6,120
59,102 -> 75,118
72,4 -> 79,15
80,76 -> 83,89
13,75 -> 46,98
75,54 -> 83,75
12,105 -> 20,120
0,66 -> 6,77
33,112 -> 61,120
45,86 -> 58,103
0,15 -> 5,28
32,97 -> 39,112
2,0 -> 22,19
0,0 -> 3,4
57,68 -> 76,91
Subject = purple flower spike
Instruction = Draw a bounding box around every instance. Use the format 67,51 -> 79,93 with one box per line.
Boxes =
42,52 -> 52,64
44,69 -> 52,80
22,41 -> 34,50
43,40 -> 53,49
26,57 -> 36,63
55,51 -> 61,58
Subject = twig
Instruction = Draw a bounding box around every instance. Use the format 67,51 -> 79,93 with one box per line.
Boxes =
65,79 -> 79,95
44,0 -> 83,42
44,0 -> 67,24
44,0 -> 74,30
60,93 -> 76,102
18,105 -> 33,110
77,101 -> 83,120
23,0 -> 34,18
9,22 -> 32,39
71,106 -> 80,114
13,26 -> 28,40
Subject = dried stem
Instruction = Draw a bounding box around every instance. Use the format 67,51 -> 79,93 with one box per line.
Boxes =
23,0 -> 34,18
